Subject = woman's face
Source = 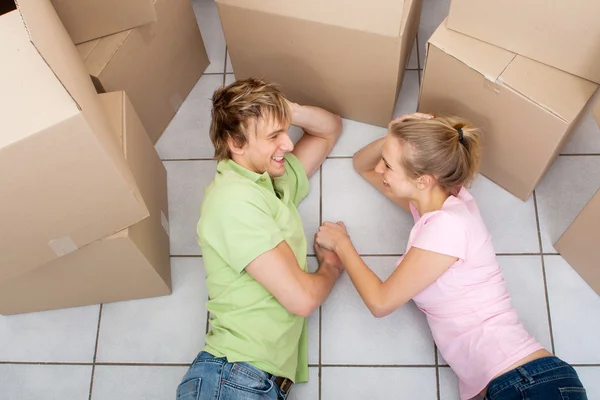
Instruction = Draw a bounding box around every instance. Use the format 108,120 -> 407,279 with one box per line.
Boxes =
374,133 -> 420,199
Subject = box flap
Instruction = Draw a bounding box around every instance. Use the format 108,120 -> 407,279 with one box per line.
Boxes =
428,18 -> 516,83
99,92 -> 125,145
216,0 -> 406,37
0,9 -> 79,149
500,56 -> 599,123
76,30 -> 131,76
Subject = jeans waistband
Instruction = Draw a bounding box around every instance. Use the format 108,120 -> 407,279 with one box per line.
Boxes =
195,351 -> 272,381
487,356 -> 576,396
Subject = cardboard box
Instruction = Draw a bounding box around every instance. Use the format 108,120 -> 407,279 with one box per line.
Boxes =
594,99 -> 600,128
417,20 -> 599,201
50,0 -> 156,44
76,0 -> 209,144
1,0 -> 148,283
216,0 -> 422,127
555,189 -> 600,296
0,92 -> 172,315
446,0 -> 600,84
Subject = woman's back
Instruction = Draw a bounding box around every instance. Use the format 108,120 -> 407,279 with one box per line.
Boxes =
405,187 -> 543,399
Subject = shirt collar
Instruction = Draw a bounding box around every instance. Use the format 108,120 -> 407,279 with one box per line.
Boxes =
217,158 -> 275,190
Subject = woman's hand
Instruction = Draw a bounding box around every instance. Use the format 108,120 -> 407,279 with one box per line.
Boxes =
315,221 -> 350,252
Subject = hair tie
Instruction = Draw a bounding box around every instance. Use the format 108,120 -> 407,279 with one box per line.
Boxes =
457,127 -> 464,142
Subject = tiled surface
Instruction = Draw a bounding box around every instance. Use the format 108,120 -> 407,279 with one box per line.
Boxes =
3,1 -> 600,400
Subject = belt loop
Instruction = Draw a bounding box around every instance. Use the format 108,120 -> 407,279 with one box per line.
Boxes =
517,366 -> 534,384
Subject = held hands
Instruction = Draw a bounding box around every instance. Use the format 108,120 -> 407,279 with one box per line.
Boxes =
313,240 -> 344,276
315,221 -> 350,252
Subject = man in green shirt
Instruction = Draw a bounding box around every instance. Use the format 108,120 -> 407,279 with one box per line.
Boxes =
176,78 -> 345,400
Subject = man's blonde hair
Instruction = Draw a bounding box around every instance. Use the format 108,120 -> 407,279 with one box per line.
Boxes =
389,115 -> 482,194
209,78 -> 291,160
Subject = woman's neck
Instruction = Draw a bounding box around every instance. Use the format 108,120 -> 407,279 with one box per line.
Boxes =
413,186 -> 451,216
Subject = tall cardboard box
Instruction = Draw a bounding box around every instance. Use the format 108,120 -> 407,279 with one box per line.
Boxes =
0,92 -> 172,315
417,20 -> 598,201
1,1 -> 148,283
446,0 -> 600,84
555,189 -> 600,296
50,0 -> 156,44
594,100 -> 600,128
76,0 -> 209,144
216,0 -> 422,127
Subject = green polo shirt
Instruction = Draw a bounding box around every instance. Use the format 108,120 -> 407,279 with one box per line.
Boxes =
197,153 -> 310,383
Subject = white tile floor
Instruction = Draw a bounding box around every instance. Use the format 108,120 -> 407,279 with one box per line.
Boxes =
2,1 -> 600,399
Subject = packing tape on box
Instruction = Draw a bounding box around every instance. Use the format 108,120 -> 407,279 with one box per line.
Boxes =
161,211 -> 170,237
49,236 -> 79,257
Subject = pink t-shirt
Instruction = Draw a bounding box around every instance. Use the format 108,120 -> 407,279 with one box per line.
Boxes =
401,187 -> 543,400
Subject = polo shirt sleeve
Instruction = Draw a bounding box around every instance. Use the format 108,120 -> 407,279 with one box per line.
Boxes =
410,211 -> 468,261
283,153 -> 309,207
202,184 -> 284,273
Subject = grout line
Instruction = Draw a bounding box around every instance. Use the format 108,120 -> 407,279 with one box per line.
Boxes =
0,361 -> 93,366
532,191 -> 556,354
202,72 -> 224,76
318,164 -> 323,400
416,33 -> 421,71
434,343 -> 441,400
170,255 -> 203,258
559,153 -> 600,157
223,45 -> 228,77
320,364 -> 437,368
88,304 -> 103,400
93,362 -> 192,367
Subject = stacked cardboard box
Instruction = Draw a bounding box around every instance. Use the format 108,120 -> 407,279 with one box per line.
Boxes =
0,0 -> 202,314
216,0 -> 422,128
417,1 -> 600,296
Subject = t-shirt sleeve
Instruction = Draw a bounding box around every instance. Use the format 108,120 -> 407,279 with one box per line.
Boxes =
283,152 -> 309,206
410,211 -> 468,260
201,187 -> 284,273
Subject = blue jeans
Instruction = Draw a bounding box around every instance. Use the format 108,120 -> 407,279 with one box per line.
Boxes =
176,351 -> 290,400
485,356 -> 587,400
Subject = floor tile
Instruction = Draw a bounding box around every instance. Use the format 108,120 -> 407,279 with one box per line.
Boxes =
289,367 -> 319,400
535,156 -> 600,253
562,112 -> 600,154
418,0 -> 451,69
574,367 -> 600,399
192,0 -> 227,74
0,305 -> 99,362
96,258 -> 207,364
322,257 -> 434,365
0,364 -> 92,400
469,175 -> 540,253
439,255 -> 553,365
164,160 -> 217,256
408,38 -> 419,70
226,49 -> 234,73
298,171 -> 320,257
92,365 -> 187,400
156,75 -> 224,160
307,257 -> 320,365
322,367 -> 437,400
545,255 -> 600,364
439,367 -> 459,400
321,159 -> 415,255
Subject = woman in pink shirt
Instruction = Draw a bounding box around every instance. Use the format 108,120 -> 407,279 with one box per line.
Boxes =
315,113 -> 588,400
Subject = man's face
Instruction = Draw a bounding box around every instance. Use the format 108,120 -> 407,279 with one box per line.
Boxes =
236,115 -> 294,178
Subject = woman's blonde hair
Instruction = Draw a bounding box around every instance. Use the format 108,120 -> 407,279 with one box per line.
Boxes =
209,77 -> 291,160
389,115 -> 482,194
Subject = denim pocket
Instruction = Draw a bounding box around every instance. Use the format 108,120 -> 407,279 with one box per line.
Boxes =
177,377 -> 201,400
222,363 -> 274,395
560,387 -> 588,400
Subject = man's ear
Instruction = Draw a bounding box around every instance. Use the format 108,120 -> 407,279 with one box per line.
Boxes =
227,136 -> 245,156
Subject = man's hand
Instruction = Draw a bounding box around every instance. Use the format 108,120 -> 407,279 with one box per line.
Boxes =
315,221 -> 351,253
314,239 -> 344,276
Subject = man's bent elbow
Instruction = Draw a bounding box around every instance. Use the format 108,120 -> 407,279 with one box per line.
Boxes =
286,296 -> 319,318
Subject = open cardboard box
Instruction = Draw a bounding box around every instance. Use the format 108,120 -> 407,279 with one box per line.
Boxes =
76,0 -> 209,144
50,0 -> 156,44
0,0 -> 148,284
